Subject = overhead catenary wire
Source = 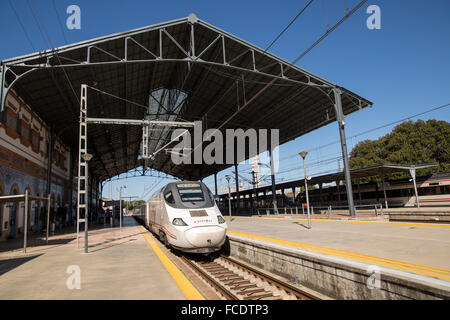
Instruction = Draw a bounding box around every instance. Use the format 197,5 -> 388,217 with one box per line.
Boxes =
87,85 -> 151,112
220,101 -> 450,190
280,102 -> 450,161
264,0 -> 315,52
194,0 -> 369,157
28,0 -> 80,107
27,0 -> 49,48
52,0 -> 68,45
8,0 -> 37,52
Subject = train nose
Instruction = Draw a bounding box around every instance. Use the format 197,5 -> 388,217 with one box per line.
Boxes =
184,226 -> 226,247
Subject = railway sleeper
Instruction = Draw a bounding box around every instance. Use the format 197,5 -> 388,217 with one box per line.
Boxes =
243,293 -> 275,300
232,284 -> 258,290
223,278 -> 248,284
217,274 -> 243,280
238,288 -> 266,296
204,267 -> 225,271
211,271 -> 234,276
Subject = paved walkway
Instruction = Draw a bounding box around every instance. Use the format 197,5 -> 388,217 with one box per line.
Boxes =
0,217 -> 185,299
226,215 -> 450,280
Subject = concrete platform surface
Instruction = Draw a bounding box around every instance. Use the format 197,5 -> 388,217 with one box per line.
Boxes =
226,215 -> 450,280
0,217 -> 186,300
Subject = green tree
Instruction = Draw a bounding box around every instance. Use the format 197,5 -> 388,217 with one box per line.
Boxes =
349,119 -> 450,181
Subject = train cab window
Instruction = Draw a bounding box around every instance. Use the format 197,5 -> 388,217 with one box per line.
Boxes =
164,191 -> 175,204
177,183 -> 205,202
207,188 -> 216,204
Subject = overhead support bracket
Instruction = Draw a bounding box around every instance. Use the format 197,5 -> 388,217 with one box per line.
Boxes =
85,117 -> 195,127
0,65 -> 37,112
142,123 -> 150,159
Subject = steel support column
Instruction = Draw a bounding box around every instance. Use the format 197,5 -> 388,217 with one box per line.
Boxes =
214,172 -> 218,196
46,126 -> 55,198
45,126 -> 54,237
0,63 -> 5,112
234,164 -> 240,216
333,88 -> 356,217
336,180 -> 341,206
358,178 -> 362,205
24,189 -> 29,253
381,174 -> 388,209
410,169 -> 420,208
89,173 -> 93,223
269,148 -> 278,215
68,151 -> 74,225
319,183 -> 323,204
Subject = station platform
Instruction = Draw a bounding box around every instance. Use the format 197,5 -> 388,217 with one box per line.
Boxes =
225,215 -> 450,281
0,217 -> 193,299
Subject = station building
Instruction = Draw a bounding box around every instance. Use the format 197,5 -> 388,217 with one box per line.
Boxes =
0,89 -> 99,241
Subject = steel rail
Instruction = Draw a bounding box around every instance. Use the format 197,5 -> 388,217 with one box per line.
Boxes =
180,256 -> 239,300
220,255 -> 320,300
181,254 -> 323,300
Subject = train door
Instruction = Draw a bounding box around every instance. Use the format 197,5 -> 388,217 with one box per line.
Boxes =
159,194 -> 164,223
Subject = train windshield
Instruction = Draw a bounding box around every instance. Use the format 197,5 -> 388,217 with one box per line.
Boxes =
177,183 -> 205,202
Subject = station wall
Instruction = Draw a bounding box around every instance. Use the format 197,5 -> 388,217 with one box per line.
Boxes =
0,90 -> 72,241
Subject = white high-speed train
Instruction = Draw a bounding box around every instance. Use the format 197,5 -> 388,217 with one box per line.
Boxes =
133,181 -> 227,253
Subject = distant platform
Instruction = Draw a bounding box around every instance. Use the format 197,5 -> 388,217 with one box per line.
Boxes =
0,217 -> 191,299
225,215 -> 450,277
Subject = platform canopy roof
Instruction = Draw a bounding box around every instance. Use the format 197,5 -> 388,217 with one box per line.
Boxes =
1,14 -> 372,182
221,163 -> 439,197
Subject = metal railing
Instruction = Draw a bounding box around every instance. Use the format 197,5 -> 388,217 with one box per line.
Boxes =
252,203 -> 384,217
0,191 -> 50,253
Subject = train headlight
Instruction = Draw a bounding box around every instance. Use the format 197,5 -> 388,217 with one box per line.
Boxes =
217,215 -> 226,224
172,218 -> 188,226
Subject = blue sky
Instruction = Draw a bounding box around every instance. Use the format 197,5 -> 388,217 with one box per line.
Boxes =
1,0 -> 449,200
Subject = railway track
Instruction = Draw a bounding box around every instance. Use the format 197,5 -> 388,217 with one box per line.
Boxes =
134,216 -> 324,300
181,254 -> 323,300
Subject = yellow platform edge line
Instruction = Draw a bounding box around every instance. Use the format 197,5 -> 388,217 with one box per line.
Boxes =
138,226 -> 205,300
227,229 -> 450,282
234,215 -> 450,228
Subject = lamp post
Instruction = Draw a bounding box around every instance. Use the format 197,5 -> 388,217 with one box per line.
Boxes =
118,185 -> 126,232
81,153 -> 93,253
225,176 -> 232,222
299,152 -> 311,229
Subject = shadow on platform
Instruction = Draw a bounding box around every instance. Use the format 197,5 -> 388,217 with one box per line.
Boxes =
292,221 -> 311,229
0,254 -> 42,276
87,231 -> 142,253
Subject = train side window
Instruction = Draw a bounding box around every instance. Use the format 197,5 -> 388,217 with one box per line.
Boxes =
164,191 -> 175,204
